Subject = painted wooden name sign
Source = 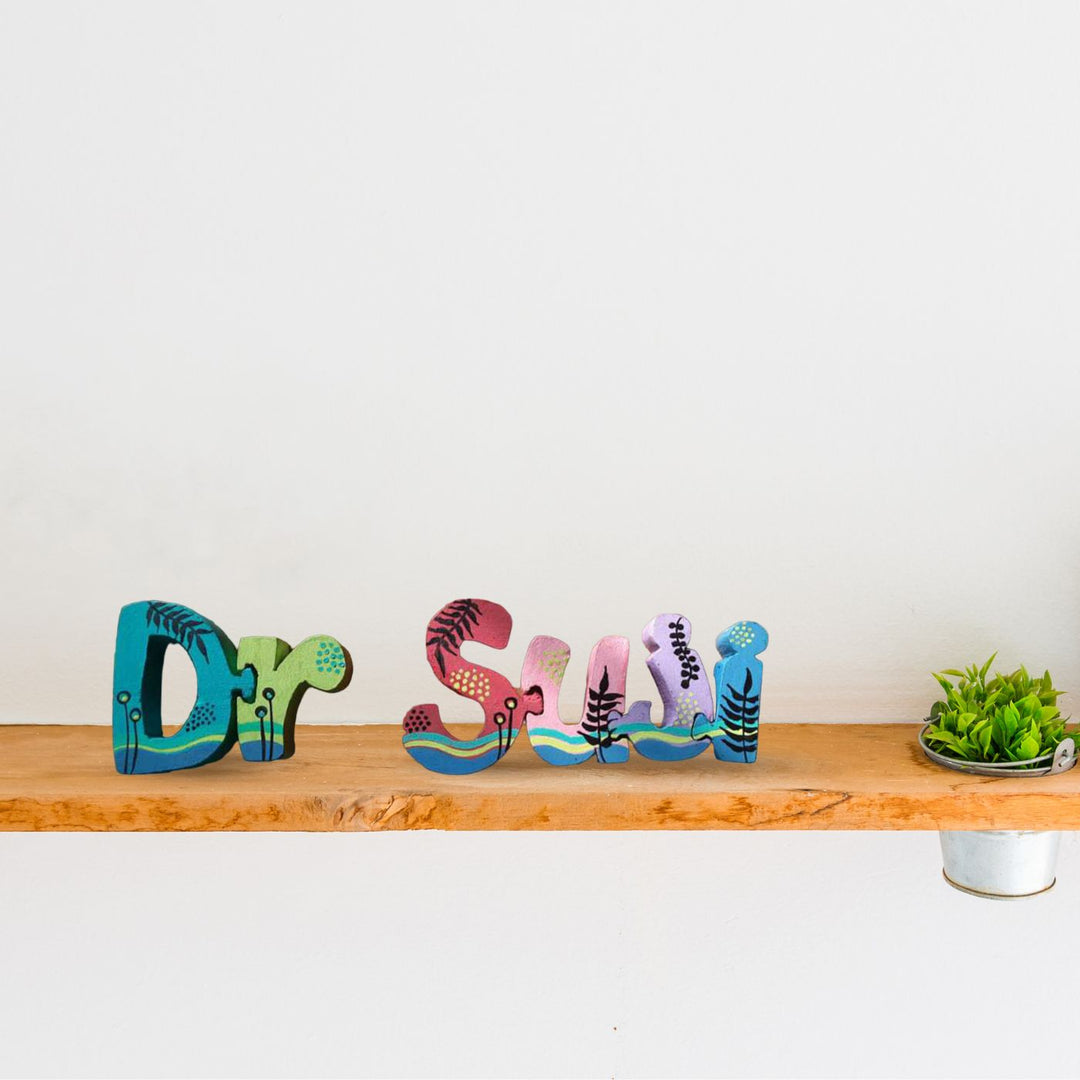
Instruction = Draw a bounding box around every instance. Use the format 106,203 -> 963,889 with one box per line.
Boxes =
402,598 -> 769,774
113,601 -> 351,774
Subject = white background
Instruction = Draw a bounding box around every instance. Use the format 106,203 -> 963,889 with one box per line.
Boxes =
1,3 -> 1078,1077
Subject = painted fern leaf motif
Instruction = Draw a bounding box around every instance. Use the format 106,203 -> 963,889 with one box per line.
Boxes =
578,666 -> 626,762
719,668 -> 760,761
669,618 -> 702,690
426,598 -> 482,677
145,601 -> 212,662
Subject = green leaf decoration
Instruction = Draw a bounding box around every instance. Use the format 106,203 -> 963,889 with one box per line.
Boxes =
924,656 -> 1073,767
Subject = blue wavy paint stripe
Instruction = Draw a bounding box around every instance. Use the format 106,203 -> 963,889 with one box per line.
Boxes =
112,733 -> 224,756
402,729 -> 520,756
404,744 -> 504,775
613,721 -> 710,761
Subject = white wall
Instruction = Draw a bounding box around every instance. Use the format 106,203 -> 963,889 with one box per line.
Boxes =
1,3 -> 1078,1077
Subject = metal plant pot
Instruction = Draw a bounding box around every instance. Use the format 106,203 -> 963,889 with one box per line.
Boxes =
919,726 -> 1075,899
918,724 -> 1077,777
940,830 -> 1060,899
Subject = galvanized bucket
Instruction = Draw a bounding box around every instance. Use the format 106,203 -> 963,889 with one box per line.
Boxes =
939,830 -> 1060,899
919,726 -> 1073,898
918,724 -> 1077,777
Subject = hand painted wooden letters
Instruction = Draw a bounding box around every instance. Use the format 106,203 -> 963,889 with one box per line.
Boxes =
613,614 -> 715,761
403,600 -> 769,772
523,635 -> 631,764
112,601 -> 351,774
401,598 -> 544,774
697,621 -> 769,762
236,636 -> 352,762
113,601 -> 254,774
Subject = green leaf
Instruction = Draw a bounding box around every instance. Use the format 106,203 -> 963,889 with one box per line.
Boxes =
1004,703 -> 1021,738
991,711 -> 1007,747
926,657 -> 1068,763
925,729 -> 964,754
1017,733 -> 1041,760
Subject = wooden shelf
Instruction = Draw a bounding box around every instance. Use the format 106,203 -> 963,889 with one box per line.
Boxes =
2,723 -> 1080,832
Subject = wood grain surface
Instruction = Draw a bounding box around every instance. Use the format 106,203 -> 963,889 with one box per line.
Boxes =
2,723 -> 1079,831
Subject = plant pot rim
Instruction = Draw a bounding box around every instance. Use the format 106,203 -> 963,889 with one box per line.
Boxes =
918,722 -> 1077,777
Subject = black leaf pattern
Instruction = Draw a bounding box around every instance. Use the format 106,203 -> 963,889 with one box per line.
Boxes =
718,668 -> 760,762
578,666 -> 626,763
145,601 -> 211,662
669,619 -> 701,690
426,598 -> 482,678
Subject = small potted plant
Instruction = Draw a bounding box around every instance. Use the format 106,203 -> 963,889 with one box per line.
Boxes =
919,655 -> 1075,899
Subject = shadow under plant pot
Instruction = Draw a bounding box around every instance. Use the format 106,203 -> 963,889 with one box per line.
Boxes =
920,725 -> 1076,899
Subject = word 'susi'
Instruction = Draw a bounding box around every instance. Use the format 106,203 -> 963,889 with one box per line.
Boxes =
401,598 -> 768,774
113,601 -> 351,774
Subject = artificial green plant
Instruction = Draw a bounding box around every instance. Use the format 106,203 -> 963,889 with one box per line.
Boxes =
924,654 -> 1072,764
